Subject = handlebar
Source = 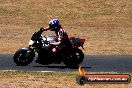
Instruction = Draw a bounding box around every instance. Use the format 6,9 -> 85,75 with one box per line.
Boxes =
31,29 -> 44,41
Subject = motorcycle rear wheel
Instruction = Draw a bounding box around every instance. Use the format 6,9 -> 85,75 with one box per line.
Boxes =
63,48 -> 84,68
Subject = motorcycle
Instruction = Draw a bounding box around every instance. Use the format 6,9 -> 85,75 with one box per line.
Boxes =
13,29 -> 85,68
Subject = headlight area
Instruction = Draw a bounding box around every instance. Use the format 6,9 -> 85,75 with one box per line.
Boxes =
29,40 -> 35,46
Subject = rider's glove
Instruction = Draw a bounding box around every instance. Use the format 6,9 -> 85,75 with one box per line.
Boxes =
40,27 -> 45,31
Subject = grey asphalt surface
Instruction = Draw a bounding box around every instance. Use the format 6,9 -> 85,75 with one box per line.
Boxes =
0,54 -> 132,72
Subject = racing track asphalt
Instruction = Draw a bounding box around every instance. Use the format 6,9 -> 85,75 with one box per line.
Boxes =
0,54 -> 132,73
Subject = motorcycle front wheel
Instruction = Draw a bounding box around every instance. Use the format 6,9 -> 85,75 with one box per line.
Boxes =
13,49 -> 35,66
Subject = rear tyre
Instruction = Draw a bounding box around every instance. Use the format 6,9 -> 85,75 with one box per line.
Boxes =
13,49 -> 35,66
63,48 -> 84,68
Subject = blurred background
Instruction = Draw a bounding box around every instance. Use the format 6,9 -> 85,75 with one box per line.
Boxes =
0,0 -> 132,55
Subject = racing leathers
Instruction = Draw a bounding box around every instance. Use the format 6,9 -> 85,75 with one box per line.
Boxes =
43,26 -> 70,46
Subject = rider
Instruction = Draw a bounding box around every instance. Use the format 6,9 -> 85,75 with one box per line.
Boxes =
41,19 -> 70,47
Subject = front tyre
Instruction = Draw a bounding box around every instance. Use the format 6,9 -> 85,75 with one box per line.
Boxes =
63,48 -> 84,68
13,49 -> 35,66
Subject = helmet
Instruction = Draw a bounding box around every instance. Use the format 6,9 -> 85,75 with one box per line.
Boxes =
49,19 -> 60,31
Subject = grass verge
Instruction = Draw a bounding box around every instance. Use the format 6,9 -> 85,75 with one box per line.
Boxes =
0,71 -> 131,88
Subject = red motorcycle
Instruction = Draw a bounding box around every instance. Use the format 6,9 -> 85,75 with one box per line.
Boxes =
13,29 -> 85,68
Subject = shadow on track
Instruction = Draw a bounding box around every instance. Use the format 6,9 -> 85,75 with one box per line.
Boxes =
34,65 -> 91,69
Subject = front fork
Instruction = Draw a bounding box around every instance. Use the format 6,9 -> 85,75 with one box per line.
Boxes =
21,47 -> 35,57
